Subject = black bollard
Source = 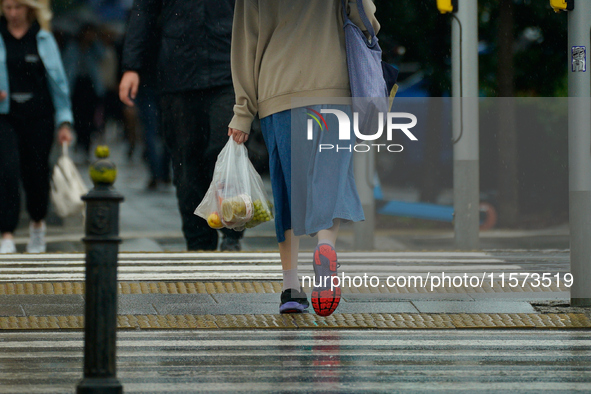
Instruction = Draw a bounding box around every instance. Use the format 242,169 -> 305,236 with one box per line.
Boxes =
77,146 -> 124,394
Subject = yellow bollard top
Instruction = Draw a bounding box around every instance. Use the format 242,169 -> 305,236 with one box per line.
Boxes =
89,146 -> 117,185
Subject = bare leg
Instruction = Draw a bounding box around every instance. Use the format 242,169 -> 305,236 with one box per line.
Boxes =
279,229 -> 301,290
317,219 -> 340,246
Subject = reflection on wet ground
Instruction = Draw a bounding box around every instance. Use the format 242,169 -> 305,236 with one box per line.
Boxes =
1,329 -> 591,392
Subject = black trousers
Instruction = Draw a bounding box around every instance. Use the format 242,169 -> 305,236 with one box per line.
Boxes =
72,76 -> 99,154
0,112 -> 54,234
160,85 -> 244,251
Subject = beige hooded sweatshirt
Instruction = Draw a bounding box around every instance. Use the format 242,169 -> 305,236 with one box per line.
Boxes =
229,0 -> 380,134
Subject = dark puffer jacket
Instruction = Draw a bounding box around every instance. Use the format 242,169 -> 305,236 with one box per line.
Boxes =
122,0 -> 234,93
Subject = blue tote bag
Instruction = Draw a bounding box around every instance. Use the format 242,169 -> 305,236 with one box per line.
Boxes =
342,0 -> 398,136
342,0 -> 398,99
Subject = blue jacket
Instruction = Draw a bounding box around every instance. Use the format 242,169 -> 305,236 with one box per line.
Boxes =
0,28 -> 73,128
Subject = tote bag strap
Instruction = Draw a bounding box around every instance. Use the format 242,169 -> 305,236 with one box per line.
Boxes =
62,141 -> 69,158
342,0 -> 377,39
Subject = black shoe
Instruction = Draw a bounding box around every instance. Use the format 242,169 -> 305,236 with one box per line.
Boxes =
280,288 -> 310,313
220,237 -> 241,251
146,178 -> 158,191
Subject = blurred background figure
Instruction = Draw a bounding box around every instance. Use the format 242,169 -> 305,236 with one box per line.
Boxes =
119,0 -> 244,250
98,22 -> 123,143
0,0 -> 73,254
133,63 -> 171,191
126,20 -> 170,190
63,21 -> 105,163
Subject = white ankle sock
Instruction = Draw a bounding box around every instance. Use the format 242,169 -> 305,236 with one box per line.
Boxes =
317,239 -> 335,248
282,268 -> 300,291
317,220 -> 339,247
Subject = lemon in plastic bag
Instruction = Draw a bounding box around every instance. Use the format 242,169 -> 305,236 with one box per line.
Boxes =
221,195 -> 253,226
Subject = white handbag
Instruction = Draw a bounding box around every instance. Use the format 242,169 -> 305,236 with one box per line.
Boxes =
50,143 -> 88,218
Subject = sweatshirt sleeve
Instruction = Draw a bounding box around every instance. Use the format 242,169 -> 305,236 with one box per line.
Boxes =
347,0 -> 380,37
228,0 -> 259,134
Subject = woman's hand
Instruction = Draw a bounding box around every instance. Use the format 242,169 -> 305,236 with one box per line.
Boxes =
228,127 -> 249,144
57,123 -> 73,145
0,91 -> 6,102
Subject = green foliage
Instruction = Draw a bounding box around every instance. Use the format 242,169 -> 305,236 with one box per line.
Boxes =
375,0 -> 451,95
375,0 -> 568,97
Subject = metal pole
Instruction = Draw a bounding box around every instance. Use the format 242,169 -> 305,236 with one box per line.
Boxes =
568,1 -> 591,307
452,0 -> 480,250
354,149 -> 375,250
77,147 -> 124,393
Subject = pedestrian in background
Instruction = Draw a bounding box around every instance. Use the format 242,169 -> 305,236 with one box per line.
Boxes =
0,0 -> 73,254
98,23 -> 124,142
63,22 -> 105,163
129,23 -> 170,190
228,0 -> 379,315
119,0 -> 244,251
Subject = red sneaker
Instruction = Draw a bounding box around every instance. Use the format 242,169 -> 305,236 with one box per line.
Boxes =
311,244 -> 341,316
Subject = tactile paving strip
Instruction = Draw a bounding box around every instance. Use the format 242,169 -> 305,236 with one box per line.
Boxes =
0,281 -> 568,295
1,281 -> 581,330
1,313 -> 589,330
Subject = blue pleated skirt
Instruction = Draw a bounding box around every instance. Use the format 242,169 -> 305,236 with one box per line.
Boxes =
260,105 -> 365,243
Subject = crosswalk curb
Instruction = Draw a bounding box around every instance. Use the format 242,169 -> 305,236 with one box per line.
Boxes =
1,313 -> 589,330
0,281 -> 568,295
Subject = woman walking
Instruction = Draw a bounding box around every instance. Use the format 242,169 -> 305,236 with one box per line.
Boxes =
0,0 -> 73,253
228,0 -> 379,316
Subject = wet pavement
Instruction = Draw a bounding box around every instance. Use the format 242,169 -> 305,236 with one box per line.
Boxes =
1,330 -> 591,393
0,255 -> 588,392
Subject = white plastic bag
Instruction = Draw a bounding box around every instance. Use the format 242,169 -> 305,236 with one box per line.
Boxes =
50,143 -> 88,218
194,137 -> 273,231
